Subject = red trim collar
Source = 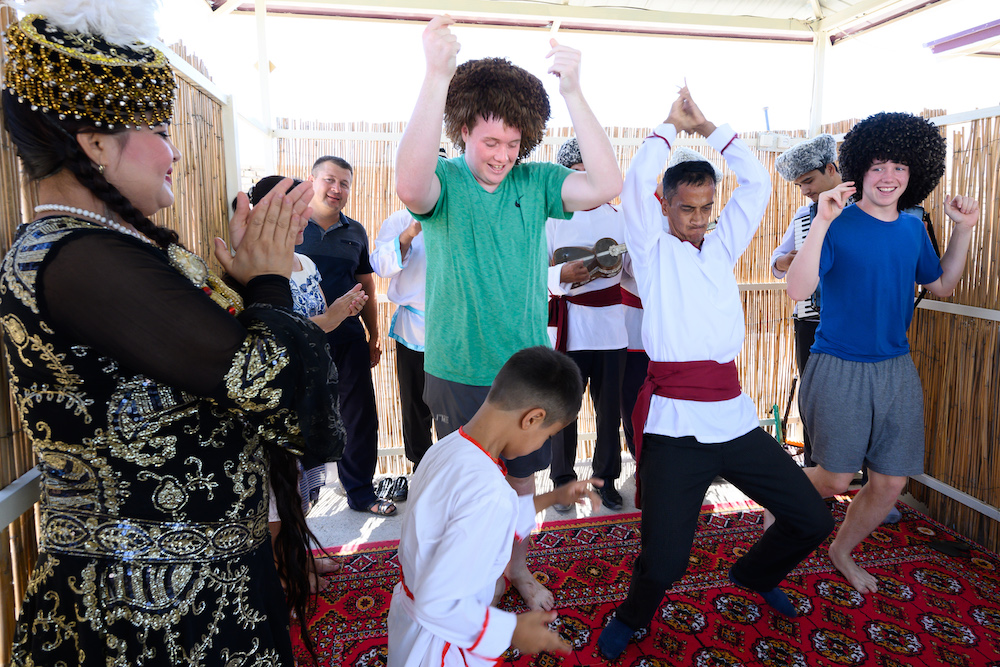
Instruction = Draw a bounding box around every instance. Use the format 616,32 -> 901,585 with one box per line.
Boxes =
459,426 -> 508,476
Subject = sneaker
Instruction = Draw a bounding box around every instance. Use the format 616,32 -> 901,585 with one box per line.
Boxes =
596,482 -> 623,511
883,506 -> 902,524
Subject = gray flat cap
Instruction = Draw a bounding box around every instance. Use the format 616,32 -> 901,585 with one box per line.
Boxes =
776,134 -> 837,182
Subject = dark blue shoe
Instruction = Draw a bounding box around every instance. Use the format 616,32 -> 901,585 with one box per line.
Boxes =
597,617 -> 633,660
728,569 -> 797,617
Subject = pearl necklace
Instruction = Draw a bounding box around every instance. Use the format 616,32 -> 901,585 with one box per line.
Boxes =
34,204 -> 152,244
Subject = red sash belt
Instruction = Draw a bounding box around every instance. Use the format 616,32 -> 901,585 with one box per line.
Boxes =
400,572 -> 488,666
631,360 -> 741,507
620,288 -> 642,310
547,284 -> 623,353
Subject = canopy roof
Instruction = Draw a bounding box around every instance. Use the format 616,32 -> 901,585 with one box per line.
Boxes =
207,0 -> 954,43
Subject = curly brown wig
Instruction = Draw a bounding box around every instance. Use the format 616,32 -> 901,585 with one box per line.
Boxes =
444,57 -> 550,162
839,111 -> 946,212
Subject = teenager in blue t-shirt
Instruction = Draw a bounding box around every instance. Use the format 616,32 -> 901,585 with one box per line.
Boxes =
784,112 -> 980,595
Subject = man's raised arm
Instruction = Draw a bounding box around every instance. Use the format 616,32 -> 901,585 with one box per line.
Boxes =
396,16 -> 459,215
551,40 -> 622,212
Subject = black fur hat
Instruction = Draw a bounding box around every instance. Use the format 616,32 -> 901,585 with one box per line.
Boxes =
444,57 -> 550,162
839,112 -> 946,211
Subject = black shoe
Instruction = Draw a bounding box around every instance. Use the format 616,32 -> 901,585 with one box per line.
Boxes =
597,482 -> 623,511
375,477 -> 393,500
390,476 -> 408,502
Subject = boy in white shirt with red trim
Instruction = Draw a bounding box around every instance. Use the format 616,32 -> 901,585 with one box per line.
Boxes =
388,347 -> 601,667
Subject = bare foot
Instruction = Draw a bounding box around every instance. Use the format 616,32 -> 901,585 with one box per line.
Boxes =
762,509 -> 775,531
313,556 -> 342,575
492,576 -> 506,605
507,565 -> 554,611
828,543 -> 878,593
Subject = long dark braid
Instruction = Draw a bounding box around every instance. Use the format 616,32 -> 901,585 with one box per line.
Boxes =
269,446 -> 327,665
62,139 -> 180,248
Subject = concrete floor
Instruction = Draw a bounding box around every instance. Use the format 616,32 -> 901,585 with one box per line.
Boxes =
305,448 -> 929,553
305,453 -> 757,551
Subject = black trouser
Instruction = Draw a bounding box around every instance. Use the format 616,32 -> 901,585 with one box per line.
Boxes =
395,343 -> 434,468
793,318 -> 819,467
551,349 -> 626,487
614,429 -> 833,631
619,350 -> 650,458
330,338 -> 380,510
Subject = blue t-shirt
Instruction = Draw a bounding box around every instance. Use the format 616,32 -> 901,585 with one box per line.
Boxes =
812,204 -> 942,362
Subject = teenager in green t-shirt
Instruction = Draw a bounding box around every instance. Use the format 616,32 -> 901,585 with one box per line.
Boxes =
395,16 -> 622,611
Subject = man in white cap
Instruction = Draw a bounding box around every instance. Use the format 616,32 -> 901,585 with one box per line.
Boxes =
596,88 -> 832,660
770,134 -> 841,467
546,136 -> 627,511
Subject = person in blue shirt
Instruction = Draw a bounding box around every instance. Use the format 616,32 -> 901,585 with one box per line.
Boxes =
785,112 -> 979,595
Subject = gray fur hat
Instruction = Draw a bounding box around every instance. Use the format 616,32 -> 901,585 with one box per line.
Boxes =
776,134 -> 837,182
668,146 -> 722,180
556,137 -> 582,169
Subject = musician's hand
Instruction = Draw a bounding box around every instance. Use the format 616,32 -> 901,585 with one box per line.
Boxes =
775,250 -> 797,273
560,260 -> 591,284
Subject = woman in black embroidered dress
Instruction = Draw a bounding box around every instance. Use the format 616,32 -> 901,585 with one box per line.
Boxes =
1,3 -> 337,665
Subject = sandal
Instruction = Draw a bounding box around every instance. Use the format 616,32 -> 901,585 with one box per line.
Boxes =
375,477 -> 393,500
390,476 -> 408,502
365,499 -> 397,516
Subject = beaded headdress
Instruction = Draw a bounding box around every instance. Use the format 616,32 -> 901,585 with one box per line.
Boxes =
4,4 -> 176,128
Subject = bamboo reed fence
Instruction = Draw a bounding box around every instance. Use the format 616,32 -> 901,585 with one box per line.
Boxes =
1,23 -> 1000,657
0,8 -> 37,662
274,121 -> 815,473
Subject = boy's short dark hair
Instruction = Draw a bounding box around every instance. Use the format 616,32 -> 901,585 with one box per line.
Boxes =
487,347 -> 583,426
662,161 -> 718,201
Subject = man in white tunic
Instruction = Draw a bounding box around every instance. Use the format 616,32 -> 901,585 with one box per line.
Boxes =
371,209 -> 433,469
596,89 -> 833,659
388,347 -> 600,667
546,137 -> 627,510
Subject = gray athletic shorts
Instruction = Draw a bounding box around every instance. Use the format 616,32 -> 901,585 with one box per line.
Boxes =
423,373 -> 552,478
799,352 -> 925,477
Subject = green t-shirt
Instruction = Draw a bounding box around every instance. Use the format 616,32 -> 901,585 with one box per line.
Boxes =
412,156 -> 572,386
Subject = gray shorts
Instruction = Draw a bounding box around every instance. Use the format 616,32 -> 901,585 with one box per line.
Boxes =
799,352 -> 925,477
423,373 -> 551,478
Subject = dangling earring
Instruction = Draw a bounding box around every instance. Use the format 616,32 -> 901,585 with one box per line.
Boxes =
97,164 -> 105,175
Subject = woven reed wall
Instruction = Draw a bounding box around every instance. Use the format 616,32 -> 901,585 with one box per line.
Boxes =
275,121 -> 809,474
907,115 -> 1000,546
0,8 -> 38,661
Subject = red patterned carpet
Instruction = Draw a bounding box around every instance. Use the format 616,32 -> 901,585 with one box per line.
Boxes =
293,496 -> 1000,666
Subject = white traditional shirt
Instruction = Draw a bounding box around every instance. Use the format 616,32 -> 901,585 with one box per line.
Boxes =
624,123 -> 771,443
546,203 -> 627,351
388,429 -> 537,667
771,204 -> 820,321
371,209 -> 427,351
